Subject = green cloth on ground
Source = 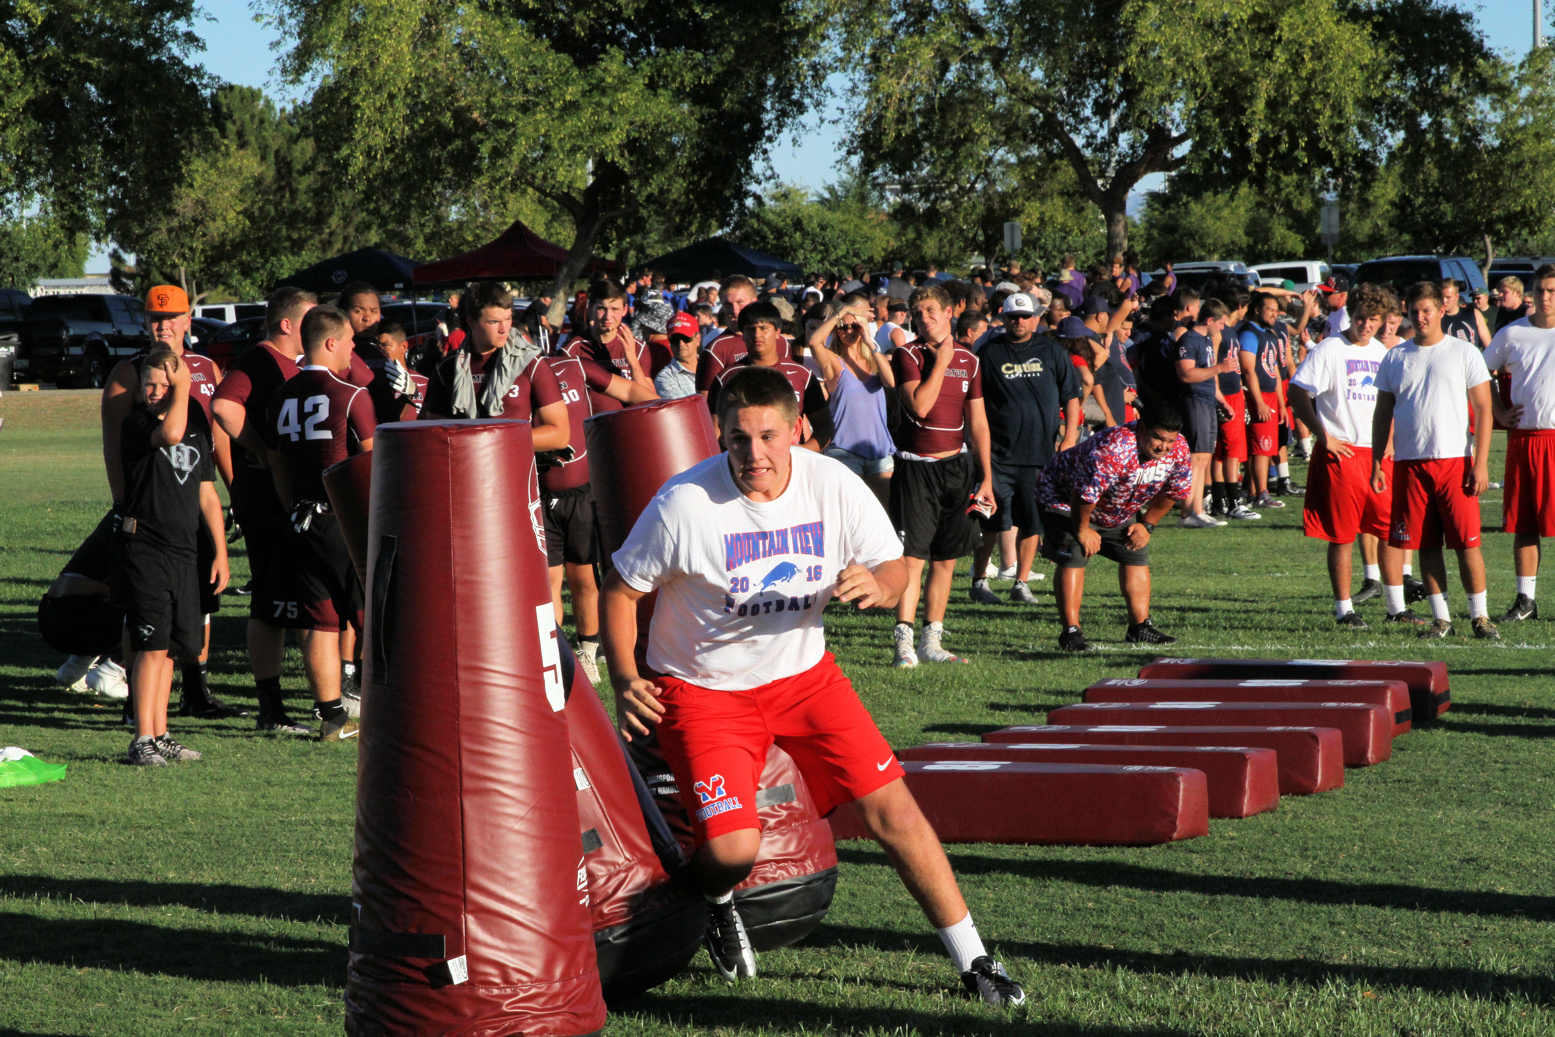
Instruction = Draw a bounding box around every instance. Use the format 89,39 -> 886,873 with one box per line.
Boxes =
0,747 -> 67,787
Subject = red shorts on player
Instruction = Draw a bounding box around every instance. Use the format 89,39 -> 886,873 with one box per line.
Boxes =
1248,391 -> 1279,457
1304,447 -> 1390,544
1214,393 -> 1247,463
1389,457 -> 1482,551
653,652 -> 905,845
1502,429 -> 1555,537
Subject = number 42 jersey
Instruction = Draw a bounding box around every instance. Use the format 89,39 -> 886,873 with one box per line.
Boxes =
611,448 -> 902,691
263,364 -> 377,504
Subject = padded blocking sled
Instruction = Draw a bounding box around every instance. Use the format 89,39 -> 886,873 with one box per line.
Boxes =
828,761 -> 1208,845
349,420 -> 604,1037
898,742 -> 1280,819
1046,701 -> 1391,767
1084,678 -> 1413,738
1138,657 -> 1449,720
984,725 -> 1343,795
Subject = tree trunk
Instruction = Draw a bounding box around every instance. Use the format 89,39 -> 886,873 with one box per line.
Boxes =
1481,232 -> 1495,286
1104,202 -> 1128,259
545,211 -> 610,329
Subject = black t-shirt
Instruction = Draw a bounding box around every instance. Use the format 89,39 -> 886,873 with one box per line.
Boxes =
1176,330 -> 1217,400
62,510 -> 117,582
120,408 -> 213,558
977,332 -> 1082,466
1094,346 -> 1130,423
1135,330 -> 1184,406
1441,309 -> 1479,345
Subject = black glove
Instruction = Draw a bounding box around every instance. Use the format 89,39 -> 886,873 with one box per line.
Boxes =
224,505 -> 243,544
535,445 -> 576,472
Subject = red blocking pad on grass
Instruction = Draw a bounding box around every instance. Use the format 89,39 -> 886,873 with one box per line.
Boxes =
898,742 -> 1279,819
1137,657 -> 1450,720
1046,702 -> 1391,767
828,761 -> 1208,845
1084,678 -> 1413,738
983,726 -> 1343,796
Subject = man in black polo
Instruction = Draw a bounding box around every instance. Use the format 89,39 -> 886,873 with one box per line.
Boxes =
969,292 -> 1083,605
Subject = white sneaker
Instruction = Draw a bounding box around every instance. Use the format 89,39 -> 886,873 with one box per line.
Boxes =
996,566 -> 1017,580
918,625 -> 969,664
892,625 -> 919,668
1227,503 -> 1262,520
1009,581 -> 1038,604
982,561 -> 999,579
56,654 -> 98,691
1180,512 -> 1222,529
576,649 -> 601,687
86,659 -> 129,699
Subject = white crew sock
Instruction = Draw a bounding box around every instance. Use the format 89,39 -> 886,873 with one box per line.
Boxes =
1364,563 -> 1381,582
1428,593 -> 1450,621
1468,591 -> 1488,620
1301,436 -> 1315,455
705,890 -> 734,905
936,912 -> 987,974
1403,563 -> 1414,577
1335,598 -> 1353,620
1277,462 -> 1290,479
1517,576 -> 1537,599
1384,584 -> 1407,615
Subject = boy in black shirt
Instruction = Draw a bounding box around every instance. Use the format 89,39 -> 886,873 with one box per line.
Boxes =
116,349 -> 230,766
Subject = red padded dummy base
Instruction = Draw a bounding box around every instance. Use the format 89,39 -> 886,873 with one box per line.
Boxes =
1138,657 -> 1449,719
828,760 -> 1208,846
1084,678 -> 1412,738
899,742 -> 1279,819
1046,701 -> 1391,767
983,725 -> 1343,795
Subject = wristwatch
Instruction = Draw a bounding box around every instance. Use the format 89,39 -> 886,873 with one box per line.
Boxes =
1134,510 -> 1155,532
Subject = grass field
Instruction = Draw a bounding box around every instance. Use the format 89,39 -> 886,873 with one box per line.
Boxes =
1,389 -> 1552,1036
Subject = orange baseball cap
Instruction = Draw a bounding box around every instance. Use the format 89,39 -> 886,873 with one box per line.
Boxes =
144,284 -> 190,316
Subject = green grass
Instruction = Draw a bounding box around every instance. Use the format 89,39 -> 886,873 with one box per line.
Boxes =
1,389 -> 1552,1036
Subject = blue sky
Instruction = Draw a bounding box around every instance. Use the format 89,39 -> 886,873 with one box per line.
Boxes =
86,0 -> 1542,269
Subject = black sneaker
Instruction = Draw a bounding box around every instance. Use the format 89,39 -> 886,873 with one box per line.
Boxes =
179,695 -> 250,719
1057,626 -> 1093,652
316,708 -> 360,742
1471,616 -> 1501,640
1384,608 -> 1429,626
1335,611 -> 1369,630
257,711 -> 314,736
1125,619 -> 1176,645
960,955 -> 1026,1007
126,737 -> 167,767
1352,579 -> 1383,605
230,581 -> 253,597
1497,594 -> 1538,622
1276,477 -> 1305,497
1403,575 -> 1428,603
704,897 -> 757,981
1419,618 -> 1454,639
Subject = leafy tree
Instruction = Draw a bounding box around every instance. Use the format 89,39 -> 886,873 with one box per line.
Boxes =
734,181 -> 898,275
0,211 -> 88,290
845,0 -> 1374,257
269,0 -> 834,322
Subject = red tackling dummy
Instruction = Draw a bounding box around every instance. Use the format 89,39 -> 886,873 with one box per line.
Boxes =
347,420 -> 605,1037
1137,657 -> 1449,720
983,725 -> 1343,795
1083,678 -> 1413,738
1046,701 -> 1391,767
897,742 -> 1280,819
587,396 -> 839,951
828,760 -> 1209,845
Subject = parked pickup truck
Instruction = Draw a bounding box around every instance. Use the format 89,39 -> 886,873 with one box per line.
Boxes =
14,294 -> 151,388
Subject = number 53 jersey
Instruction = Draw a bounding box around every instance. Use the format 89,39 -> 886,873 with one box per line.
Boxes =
263,364 -> 377,504
612,448 -> 903,691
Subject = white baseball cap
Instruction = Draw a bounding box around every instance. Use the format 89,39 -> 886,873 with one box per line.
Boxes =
1001,292 -> 1038,317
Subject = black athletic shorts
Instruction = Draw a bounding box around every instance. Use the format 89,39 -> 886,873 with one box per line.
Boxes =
233,494 -> 295,624
980,461 -> 1042,535
1039,509 -> 1150,570
890,453 -> 978,562
37,593 -> 124,656
1179,395 -> 1218,454
111,535 -> 202,656
542,483 -> 597,568
277,509 -> 362,633
196,522 -> 222,616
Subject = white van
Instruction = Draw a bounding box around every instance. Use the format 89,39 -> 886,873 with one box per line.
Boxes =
194,302 -> 267,324
1249,261 -> 1330,291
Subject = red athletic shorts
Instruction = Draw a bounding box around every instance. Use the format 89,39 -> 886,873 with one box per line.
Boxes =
1389,457 -> 1483,550
1502,429 -> 1555,537
1249,391 -> 1280,457
1214,392 -> 1247,463
653,652 -> 905,845
1304,447 -> 1390,544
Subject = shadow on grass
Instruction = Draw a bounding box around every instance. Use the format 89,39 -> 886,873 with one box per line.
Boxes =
804,923 -> 1555,1006
1436,720 -> 1555,739
922,723 -> 1004,738
0,911 -> 340,988
617,989 -> 1195,1036
838,848 -> 1555,923
1449,702 -> 1555,721
0,875 -> 349,926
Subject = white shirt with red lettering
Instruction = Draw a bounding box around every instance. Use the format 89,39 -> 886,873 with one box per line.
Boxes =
612,448 -> 901,691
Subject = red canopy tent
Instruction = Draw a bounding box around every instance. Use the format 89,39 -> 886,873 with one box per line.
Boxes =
411,221 -> 619,286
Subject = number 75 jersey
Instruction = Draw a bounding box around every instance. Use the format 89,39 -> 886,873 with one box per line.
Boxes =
263,364 -> 378,504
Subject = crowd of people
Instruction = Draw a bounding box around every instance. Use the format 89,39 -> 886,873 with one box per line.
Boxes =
35,256 -> 1555,768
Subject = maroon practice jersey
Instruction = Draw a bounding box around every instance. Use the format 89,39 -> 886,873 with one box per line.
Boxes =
695,330 -> 792,393
565,331 -> 646,382
540,355 -> 609,492
212,341 -> 303,487
708,357 -> 832,446
891,339 -> 984,455
423,350 -> 565,422
263,365 -> 377,504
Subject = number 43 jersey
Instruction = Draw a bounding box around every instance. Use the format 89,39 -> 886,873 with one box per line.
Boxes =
612,448 -> 902,691
263,364 -> 377,504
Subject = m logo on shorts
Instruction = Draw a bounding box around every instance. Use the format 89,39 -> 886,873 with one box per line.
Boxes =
694,775 -> 727,804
